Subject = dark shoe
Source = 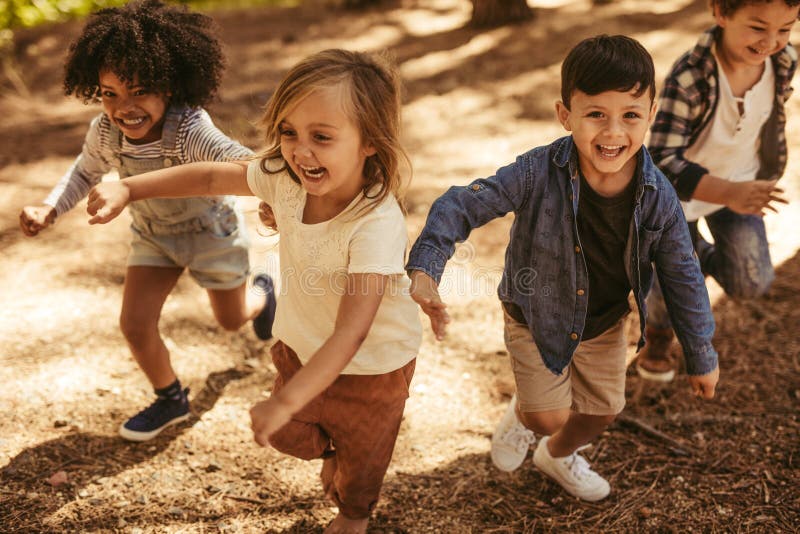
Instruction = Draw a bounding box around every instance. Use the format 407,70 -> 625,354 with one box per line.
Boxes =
252,274 -> 277,340
636,327 -> 676,382
119,388 -> 190,442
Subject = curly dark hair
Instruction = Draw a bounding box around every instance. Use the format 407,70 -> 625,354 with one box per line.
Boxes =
63,0 -> 225,107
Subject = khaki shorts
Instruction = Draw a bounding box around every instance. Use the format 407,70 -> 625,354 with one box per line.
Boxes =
503,308 -> 627,416
128,225 -> 249,290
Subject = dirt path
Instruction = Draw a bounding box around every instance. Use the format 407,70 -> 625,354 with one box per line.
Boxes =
1,1 -> 798,532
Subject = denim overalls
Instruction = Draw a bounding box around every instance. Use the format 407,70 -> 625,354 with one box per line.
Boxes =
110,105 -> 250,290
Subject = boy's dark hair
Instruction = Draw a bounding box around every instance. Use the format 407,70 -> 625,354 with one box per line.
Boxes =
560,34 -> 655,110
711,0 -> 800,18
64,0 -> 225,107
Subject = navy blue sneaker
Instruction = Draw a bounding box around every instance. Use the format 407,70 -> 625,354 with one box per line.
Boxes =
252,274 -> 276,340
119,388 -> 190,442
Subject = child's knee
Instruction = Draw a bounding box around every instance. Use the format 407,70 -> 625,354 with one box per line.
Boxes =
520,409 -> 570,435
268,421 -> 329,461
119,313 -> 154,344
725,267 -> 773,300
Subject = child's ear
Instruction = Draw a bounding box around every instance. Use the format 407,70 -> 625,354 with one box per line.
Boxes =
362,143 -> 377,157
712,3 -> 727,27
648,100 -> 658,125
555,101 -> 571,131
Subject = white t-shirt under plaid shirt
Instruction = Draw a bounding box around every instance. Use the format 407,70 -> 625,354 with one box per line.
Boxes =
246,159 -> 421,375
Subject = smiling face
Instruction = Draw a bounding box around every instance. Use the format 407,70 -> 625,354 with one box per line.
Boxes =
715,1 -> 799,67
556,87 -> 656,186
99,70 -> 170,144
278,85 -> 376,208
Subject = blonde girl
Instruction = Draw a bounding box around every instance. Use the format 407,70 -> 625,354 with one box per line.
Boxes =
85,49 -> 421,534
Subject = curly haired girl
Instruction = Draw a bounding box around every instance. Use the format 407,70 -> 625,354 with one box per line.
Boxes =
19,0 -> 276,442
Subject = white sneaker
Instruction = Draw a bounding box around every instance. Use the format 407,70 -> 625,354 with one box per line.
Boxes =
491,394 -> 536,472
533,436 -> 610,501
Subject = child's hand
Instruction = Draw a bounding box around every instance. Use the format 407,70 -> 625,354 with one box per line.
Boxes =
726,179 -> 787,216
86,182 -> 131,224
687,365 -> 719,400
19,205 -> 56,236
249,397 -> 293,447
409,270 -> 450,341
258,201 -> 278,231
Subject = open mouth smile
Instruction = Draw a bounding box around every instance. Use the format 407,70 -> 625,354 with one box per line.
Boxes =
596,144 -> 625,159
299,164 -> 326,180
116,116 -> 147,128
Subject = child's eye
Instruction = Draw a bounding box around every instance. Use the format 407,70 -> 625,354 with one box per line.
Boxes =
586,111 -> 604,118
624,112 -> 642,119
313,133 -> 332,142
750,26 -> 765,32
133,89 -> 150,97
101,91 -> 116,98
278,128 -> 295,137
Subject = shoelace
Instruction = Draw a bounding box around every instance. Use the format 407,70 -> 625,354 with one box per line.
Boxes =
565,452 -> 596,481
133,396 -> 174,423
133,393 -> 187,423
502,421 -> 536,453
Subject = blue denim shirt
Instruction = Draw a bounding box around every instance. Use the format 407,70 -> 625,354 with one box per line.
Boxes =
407,136 -> 718,376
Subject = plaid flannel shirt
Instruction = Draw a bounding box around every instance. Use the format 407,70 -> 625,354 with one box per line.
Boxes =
648,26 -> 797,201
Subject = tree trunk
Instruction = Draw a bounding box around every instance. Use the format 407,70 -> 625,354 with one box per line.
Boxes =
470,0 -> 533,28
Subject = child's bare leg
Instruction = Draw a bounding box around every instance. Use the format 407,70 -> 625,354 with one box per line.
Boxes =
546,412 -> 616,457
324,514 -> 368,534
120,265 -> 182,388
206,283 -> 261,331
520,408 -> 613,456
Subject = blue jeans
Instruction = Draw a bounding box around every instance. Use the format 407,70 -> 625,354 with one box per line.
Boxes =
647,208 -> 774,329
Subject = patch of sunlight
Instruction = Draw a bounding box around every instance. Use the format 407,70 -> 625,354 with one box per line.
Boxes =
437,256 -> 503,304
390,1 -> 470,37
401,28 -> 512,81
604,0 -> 697,15
342,24 -> 404,51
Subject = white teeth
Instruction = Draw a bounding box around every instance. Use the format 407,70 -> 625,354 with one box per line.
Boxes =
299,164 -> 325,179
598,144 -> 624,158
120,117 -> 145,126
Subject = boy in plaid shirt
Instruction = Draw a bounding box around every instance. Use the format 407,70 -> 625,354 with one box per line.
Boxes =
639,0 -> 800,381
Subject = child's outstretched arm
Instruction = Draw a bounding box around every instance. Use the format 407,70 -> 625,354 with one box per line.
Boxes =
651,199 -> 720,399
409,270 -> 450,341
86,161 -> 251,224
249,273 -> 387,445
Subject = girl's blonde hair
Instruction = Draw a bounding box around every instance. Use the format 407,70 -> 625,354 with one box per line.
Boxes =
258,49 -> 410,213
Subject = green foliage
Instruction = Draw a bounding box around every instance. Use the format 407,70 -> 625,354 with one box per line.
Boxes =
0,0 -> 295,32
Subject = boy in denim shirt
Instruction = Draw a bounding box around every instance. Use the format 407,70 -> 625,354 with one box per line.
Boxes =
639,0 -> 799,381
406,35 -> 719,501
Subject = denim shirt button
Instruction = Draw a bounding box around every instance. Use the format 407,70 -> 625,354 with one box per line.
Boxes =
577,289 -> 585,296
471,184 -> 481,191
570,332 -> 578,340
574,246 -> 581,253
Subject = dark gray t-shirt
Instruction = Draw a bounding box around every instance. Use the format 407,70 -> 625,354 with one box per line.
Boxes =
576,171 -> 636,340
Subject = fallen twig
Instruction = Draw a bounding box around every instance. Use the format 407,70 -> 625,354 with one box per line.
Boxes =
616,414 -> 693,456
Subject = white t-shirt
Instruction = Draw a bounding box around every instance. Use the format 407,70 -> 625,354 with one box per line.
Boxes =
681,47 -> 775,222
247,159 -> 422,375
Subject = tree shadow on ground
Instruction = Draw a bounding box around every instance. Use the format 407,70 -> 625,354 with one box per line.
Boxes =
0,366 -> 254,533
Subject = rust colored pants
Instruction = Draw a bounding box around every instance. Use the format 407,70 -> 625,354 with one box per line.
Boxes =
267,341 -> 415,519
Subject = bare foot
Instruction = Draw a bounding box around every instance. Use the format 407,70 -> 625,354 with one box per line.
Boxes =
323,513 -> 368,534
